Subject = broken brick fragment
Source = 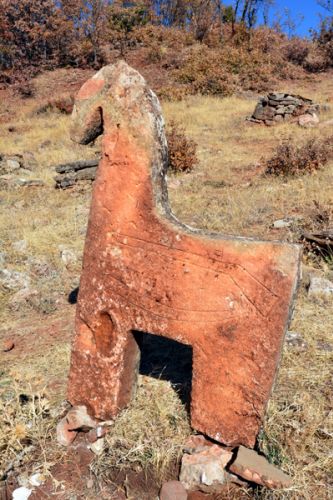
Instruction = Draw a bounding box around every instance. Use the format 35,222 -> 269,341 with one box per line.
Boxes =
229,446 -> 292,489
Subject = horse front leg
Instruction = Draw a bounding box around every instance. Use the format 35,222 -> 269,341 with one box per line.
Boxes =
67,309 -> 141,420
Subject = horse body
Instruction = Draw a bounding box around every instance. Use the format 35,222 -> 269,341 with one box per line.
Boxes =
67,62 -> 301,447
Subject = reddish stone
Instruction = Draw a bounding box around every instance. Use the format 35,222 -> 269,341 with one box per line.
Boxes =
180,445 -> 232,491
56,417 -> 78,446
229,446 -> 292,489
56,406 -> 98,446
3,339 -> 14,352
87,425 -> 107,443
65,405 -> 97,430
67,62 -> 301,448
77,78 -> 105,100
184,435 -> 215,453
160,480 -> 188,500
187,493 -> 213,500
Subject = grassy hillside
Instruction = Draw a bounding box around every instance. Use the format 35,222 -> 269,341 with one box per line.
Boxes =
0,69 -> 332,498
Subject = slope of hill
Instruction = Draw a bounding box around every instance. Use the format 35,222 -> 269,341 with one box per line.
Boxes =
0,67 -> 332,498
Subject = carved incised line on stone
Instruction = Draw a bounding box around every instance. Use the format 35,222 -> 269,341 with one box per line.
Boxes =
67,61 -> 301,448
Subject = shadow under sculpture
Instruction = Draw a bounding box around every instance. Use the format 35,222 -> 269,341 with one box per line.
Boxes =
67,61 -> 301,448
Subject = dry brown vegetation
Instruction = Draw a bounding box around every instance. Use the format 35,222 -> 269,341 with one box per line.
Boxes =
0,69 -> 333,498
166,120 -> 199,173
264,136 -> 333,177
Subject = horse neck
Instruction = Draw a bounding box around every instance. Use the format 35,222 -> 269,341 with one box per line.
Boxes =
98,124 -> 160,231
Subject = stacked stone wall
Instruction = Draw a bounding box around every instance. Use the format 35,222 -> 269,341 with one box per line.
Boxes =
248,92 -> 319,125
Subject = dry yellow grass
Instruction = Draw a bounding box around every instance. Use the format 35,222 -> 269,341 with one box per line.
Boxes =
0,70 -> 333,497
92,376 -> 191,482
163,94 -> 333,238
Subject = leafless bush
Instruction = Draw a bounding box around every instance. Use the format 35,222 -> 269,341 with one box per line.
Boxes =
264,136 -> 333,176
283,37 -> 310,66
166,121 -> 198,173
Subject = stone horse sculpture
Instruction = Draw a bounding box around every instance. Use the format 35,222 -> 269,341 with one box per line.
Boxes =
67,61 -> 301,448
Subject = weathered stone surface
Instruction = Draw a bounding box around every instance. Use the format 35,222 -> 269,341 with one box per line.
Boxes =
308,276 -> 333,298
2,339 -> 15,352
253,102 -> 275,120
59,245 -> 77,267
54,161 -> 98,188
0,154 -> 37,178
298,113 -> 319,128
89,436 -> 105,454
55,177 -> 75,189
268,93 -> 285,100
273,219 -> 293,229
65,405 -> 98,430
180,445 -> 232,491
6,159 -> 21,171
0,269 -> 30,291
55,158 -> 99,174
284,105 -> 296,114
160,480 -> 188,500
285,331 -> 308,351
12,486 -> 32,500
275,106 -> 285,115
67,62 -> 301,448
75,166 -> 97,181
229,446 -> 292,489
87,425 -> 107,443
268,99 -> 280,107
56,405 -> 98,446
184,435 -> 215,453
56,417 -> 78,446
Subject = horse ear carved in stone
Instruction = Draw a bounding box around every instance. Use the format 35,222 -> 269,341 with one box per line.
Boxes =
66,61 -> 301,449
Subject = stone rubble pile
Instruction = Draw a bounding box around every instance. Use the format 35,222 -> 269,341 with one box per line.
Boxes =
173,435 -> 292,496
54,158 -> 99,189
248,92 -> 320,126
0,153 -> 44,187
56,419 -> 293,497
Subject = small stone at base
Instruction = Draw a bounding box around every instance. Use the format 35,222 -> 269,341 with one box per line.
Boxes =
3,339 -> 15,352
229,446 -> 292,489
160,480 -> 188,500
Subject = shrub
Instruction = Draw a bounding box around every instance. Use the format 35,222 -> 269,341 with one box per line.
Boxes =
283,37 -> 310,66
35,95 -> 74,115
303,45 -> 329,72
17,82 -> 35,98
171,30 -> 304,97
312,16 -> 333,70
134,25 -> 195,50
174,44 -> 235,96
166,121 -> 198,173
264,137 -> 333,176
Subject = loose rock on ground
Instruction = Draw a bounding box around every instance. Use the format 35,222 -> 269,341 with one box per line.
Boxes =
308,276 -> 333,299
229,446 -> 292,489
